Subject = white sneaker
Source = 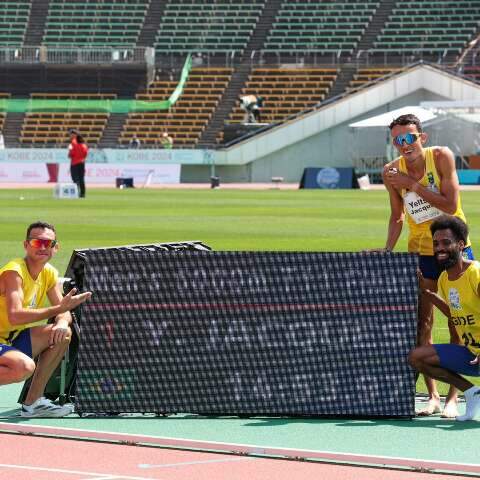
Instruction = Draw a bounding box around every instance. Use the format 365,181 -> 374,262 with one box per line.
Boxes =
21,397 -> 74,418
456,387 -> 480,422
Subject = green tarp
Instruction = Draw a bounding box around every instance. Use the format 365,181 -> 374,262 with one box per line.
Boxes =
0,54 -> 192,113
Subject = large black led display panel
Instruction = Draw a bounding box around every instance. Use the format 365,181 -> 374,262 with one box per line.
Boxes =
75,251 -> 418,417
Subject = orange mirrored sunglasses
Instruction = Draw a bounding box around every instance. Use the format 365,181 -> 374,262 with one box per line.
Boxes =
27,238 -> 57,249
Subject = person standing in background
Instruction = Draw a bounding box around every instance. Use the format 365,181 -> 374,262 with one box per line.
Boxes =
129,134 -> 141,149
160,132 -> 173,149
68,129 -> 88,198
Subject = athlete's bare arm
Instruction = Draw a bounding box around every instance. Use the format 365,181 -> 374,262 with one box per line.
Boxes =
382,161 -> 404,252
1,271 -> 91,326
385,147 -> 458,214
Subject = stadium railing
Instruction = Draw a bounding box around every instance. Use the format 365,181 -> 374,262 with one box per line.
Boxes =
0,46 -> 152,65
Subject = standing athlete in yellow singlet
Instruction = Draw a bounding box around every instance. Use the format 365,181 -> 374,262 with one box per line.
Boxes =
381,114 -> 473,417
409,216 -> 480,421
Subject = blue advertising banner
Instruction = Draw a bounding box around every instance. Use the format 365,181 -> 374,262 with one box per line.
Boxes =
299,167 -> 355,189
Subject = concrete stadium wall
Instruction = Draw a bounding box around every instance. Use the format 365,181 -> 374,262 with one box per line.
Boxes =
181,89 -> 445,183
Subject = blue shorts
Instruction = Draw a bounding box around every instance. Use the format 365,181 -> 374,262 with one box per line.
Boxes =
434,344 -> 480,376
419,246 -> 474,280
0,330 -> 33,358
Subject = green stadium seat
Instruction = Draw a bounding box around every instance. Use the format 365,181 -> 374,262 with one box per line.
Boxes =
154,0 -> 266,53
372,0 -> 480,55
42,0 -> 149,47
262,0 -> 379,55
20,93 -> 113,146
0,1 -> 30,46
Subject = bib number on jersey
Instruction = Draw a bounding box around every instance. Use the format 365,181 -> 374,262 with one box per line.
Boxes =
403,190 -> 442,224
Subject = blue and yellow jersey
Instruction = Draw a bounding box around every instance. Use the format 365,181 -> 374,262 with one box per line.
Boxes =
438,262 -> 480,356
398,147 -> 469,255
0,258 -> 58,344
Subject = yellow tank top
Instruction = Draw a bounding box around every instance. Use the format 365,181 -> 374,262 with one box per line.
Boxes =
398,147 -> 469,255
438,262 -> 480,356
0,258 -> 58,344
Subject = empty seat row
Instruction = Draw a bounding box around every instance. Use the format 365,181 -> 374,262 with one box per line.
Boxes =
43,0 -> 150,47
373,0 -> 480,54
154,0 -> 265,53
263,0 -> 378,54
120,67 -> 233,147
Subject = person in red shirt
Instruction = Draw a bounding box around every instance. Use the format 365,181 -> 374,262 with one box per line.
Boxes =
68,129 -> 88,198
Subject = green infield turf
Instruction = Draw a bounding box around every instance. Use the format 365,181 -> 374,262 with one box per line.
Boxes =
1,187 -> 479,394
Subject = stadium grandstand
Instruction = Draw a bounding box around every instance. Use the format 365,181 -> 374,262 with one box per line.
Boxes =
0,0 -> 479,184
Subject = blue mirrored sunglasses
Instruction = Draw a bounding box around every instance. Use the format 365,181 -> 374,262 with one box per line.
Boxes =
393,132 -> 421,146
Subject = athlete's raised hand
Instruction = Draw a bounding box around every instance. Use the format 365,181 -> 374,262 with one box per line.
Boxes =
59,288 -> 92,312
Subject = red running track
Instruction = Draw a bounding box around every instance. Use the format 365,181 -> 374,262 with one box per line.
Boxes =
0,433 -> 468,480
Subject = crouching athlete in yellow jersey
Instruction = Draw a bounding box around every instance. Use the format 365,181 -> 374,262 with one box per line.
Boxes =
381,114 -> 473,418
0,221 -> 91,417
409,216 -> 480,421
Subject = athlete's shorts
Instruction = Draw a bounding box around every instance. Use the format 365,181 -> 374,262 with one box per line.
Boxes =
419,246 -> 475,280
434,343 -> 480,376
0,329 -> 33,358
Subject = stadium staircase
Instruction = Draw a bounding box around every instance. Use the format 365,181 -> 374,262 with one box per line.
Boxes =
196,64 -> 250,148
325,65 -> 357,99
354,0 -> 396,62
197,0 -> 282,148
326,0 -> 396,99
99,113 -> 127,148
243,0 -> 283,62
23,0 -> 49,46
137,0 -> 168,48
3,112 -> 24,148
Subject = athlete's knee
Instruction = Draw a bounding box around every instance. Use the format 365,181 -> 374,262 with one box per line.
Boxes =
52,327 -> 72,349
12,357 -> 36,382
408,347 -> 424,370
63,326 -> 72,345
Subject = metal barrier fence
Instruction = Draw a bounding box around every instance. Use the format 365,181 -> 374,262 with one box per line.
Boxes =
0,46 -> 153,65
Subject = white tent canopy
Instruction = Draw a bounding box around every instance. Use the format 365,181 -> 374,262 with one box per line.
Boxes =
348,106 -> 437,128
